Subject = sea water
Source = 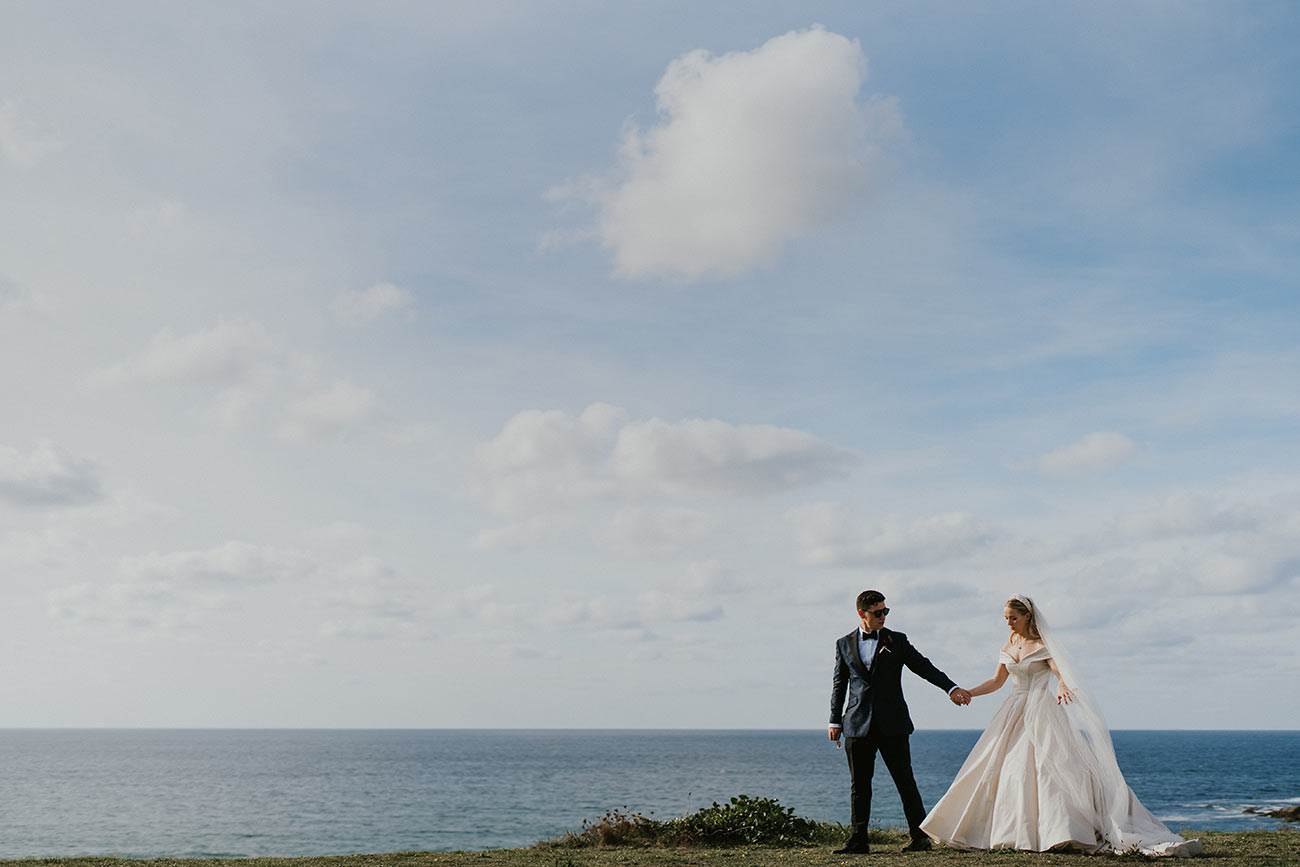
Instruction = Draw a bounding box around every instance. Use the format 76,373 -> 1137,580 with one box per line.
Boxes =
0,729 -> 1295,858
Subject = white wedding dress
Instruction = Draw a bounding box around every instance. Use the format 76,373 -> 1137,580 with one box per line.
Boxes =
921,645 -> 1202,857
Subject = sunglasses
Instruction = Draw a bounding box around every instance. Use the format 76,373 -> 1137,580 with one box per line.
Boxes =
867,607 -> 890,617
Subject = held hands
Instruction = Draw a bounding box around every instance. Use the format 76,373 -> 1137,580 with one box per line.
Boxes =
950,687 -> 972,706
1057,683 -> 1075,706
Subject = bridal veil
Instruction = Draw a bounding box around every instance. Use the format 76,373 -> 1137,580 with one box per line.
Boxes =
1013,594 -> 1201,856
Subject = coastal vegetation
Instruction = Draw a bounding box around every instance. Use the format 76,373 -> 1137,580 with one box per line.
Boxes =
542,795 -> 845,847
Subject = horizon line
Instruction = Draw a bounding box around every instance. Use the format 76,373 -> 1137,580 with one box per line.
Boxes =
2,726 -> 1296,733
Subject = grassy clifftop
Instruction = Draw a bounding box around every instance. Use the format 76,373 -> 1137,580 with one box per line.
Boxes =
3,832 -> 1299,867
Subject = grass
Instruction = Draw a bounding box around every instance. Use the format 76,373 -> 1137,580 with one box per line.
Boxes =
2,832 -> 1299,867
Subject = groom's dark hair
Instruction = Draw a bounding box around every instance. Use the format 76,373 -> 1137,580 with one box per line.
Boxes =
856,590 -> 885,612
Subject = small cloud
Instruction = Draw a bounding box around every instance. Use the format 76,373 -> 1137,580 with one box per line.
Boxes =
47,583 -> 101,621
612,416 -> 858,495
1115,492 -> 1258,539
0,99 -> 62,168
548,26 -> 900,281
471,517 -> 549,551
476,403 -> 627,475
303,521 -> 378,549
120,541 -> 312,585
313,556 -> 420,630
127,200 -> 187,236
277,380 -> 389,442
1012,431 -> 1137,476
90,318 -> 282,387
319,619 -> 401,641
475,403 -> 856,514
0,273 -> 26,313
206,386 -> 257,428
330,283 -> 415,324
678,560 -> 746,596
608,506 -> 714,554
0,441 -> 104,508
537,591 -> 720,630
787,503 -> 994,569
48,542 -> 321,634
637,590 -> 723,622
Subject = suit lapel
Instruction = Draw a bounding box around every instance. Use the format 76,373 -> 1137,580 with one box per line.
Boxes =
847,631 -> 871,679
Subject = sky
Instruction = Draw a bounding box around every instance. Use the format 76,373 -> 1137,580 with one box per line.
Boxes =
1,1 -> 1298,730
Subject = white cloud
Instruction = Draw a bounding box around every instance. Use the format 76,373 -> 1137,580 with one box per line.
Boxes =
120,541 -> 312,585
127,199 -> 187,236
277,380 -> 390,442
548,26 -> 899,281
304,552 -> 433,642
90,319 -> 283,387
318,619 -> 410,641
330,282 -> 415,324
787,502 -> 994,568
475,403 -> 856,514
1115,491 -> 1258,539
608,506 -> 714,554
537,591 -> 721,630
476,403 -> 626,476
1014,431 -> 1137,476
90,321 -> 398,440
47,581 -> 186,629
0,99 -> 62,168
302,521 -> 378,549
471,517 -> 550,551
637,590 -> 723,623
0,441 -> 103,508
1070,541 -> 1298,599
613,417 -> 858,495
50,542 -> 317,631
0,272 -> 25,312
207,386 -> 258,427
46,542 -> 311,631
678,560 -> 746,596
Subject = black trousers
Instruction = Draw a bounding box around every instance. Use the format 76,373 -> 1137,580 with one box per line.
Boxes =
843,729 -> 928,841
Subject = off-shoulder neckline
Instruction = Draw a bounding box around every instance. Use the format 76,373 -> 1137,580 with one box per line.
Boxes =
1000,644 -> 1049,664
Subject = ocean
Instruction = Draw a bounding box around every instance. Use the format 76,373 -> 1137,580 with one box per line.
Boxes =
0,729 -> 1295,858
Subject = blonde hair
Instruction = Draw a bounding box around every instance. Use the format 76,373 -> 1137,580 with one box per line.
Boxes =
1005,597 -> 1041,639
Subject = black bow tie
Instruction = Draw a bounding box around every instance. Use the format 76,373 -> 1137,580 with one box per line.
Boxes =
861,630 -> 878,640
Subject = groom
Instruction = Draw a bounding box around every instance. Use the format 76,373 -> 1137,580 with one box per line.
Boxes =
829,590 -> 971,854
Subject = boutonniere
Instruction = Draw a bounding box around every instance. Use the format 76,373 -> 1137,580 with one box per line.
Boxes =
878,633 -> 894,652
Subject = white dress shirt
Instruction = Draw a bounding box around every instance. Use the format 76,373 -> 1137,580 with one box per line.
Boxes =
857,627 -> 879,666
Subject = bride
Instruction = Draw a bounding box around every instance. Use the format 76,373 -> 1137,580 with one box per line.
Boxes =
920,595 -> 1202,857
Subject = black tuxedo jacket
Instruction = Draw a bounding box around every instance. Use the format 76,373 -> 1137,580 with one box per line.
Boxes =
830,626 -> 957,738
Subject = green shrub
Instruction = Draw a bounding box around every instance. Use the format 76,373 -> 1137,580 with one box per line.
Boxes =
547,795 -> 846,848
662,795 -> 825,845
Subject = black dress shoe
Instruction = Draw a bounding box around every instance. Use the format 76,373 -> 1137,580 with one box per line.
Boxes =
899,837 -> 932,852
832,841 -> 871,854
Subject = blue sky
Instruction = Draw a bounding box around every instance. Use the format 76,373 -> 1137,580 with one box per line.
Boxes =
1,2 -> 1297,729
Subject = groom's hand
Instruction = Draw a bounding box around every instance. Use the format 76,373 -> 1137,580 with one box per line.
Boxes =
828,726 -> 841,742
950,687 -> 972,706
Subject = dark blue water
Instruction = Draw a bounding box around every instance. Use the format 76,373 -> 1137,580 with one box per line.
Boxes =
0,730 -> 1294,857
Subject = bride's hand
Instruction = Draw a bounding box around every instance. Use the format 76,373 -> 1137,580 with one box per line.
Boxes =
1056,683 -> 1075,706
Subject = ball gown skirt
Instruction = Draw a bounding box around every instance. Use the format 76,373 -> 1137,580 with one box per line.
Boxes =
920,648 -> 1201,857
